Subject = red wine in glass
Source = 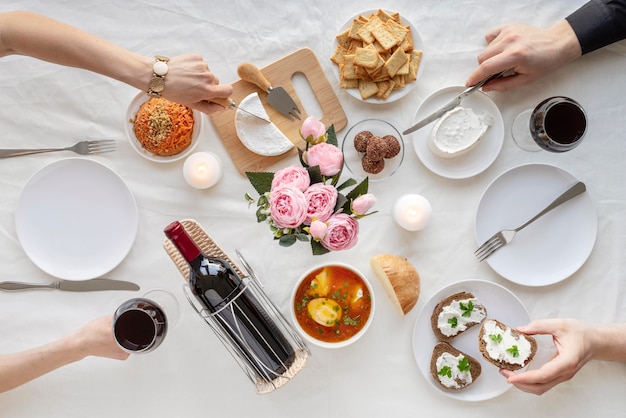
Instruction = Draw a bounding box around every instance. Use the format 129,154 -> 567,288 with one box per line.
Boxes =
113,298 -> 167,353
512,96 -> 587,152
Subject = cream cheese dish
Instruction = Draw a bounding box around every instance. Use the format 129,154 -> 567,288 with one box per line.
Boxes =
480,319 -> 532,366
435,352 -> 473,389
235,92 -> 294,156
429,106 -> 493,158
437,297 -> 487,337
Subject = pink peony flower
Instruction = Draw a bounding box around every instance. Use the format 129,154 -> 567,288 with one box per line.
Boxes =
269,185 -> 308,229
321,213 -> 359,251
271,165 -> 310,191
300,115 -> 327,144
303,183 -> 338,224
306,142 -> 343,177
352,193 -> 377,216
309,219 -> 328,240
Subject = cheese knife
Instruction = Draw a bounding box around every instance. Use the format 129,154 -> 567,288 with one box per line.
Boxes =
0,278 -> 140,292
210,97 -> 271,123
403,69 -> 510,135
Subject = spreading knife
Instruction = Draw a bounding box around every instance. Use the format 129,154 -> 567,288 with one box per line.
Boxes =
403,69 -> 511,135
210,97 -> 271,123
0,278 -> 140,292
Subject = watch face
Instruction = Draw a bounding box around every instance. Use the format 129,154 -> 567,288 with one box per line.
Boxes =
153,61 -> 168,76
149,77 -> 165,93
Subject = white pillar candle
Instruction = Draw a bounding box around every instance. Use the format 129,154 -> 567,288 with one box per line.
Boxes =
183,152 -> 223,189
393,194 -> 432,231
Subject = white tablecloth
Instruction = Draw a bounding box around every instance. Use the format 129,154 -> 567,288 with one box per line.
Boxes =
0,1 -> 624,416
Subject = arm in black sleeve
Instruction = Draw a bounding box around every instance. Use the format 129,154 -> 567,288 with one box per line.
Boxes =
566,0 -> 626,54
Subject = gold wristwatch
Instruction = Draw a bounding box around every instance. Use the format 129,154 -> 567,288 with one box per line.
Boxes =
147,55 -> 170,97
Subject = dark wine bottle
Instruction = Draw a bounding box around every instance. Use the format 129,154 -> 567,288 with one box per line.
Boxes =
164,221 -> 296,380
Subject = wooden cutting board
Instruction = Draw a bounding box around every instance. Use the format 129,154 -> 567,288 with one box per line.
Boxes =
209,48 -> 347,175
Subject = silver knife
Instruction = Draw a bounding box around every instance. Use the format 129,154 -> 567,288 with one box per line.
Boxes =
403,70 -> 510,135
0,278 -> 140,292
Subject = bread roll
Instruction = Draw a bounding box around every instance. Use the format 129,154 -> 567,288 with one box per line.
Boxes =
369,254 -> 420,315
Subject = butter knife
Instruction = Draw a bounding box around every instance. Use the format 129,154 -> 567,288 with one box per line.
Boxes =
403,70 -> 510,135
0,278 -> 140,292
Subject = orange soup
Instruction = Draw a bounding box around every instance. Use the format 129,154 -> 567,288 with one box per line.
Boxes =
293,265 -> 372,343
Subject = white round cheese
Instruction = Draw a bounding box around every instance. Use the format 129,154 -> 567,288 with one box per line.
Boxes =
428,106 -> 493,158
234,92 -> 294,156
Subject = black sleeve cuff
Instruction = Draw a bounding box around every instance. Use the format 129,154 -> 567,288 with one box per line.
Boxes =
566,0 -> 626,54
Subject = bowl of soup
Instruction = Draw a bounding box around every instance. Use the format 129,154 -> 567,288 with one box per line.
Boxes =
291,263 -> 375,349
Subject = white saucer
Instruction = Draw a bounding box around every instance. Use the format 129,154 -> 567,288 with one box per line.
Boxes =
475,163 -> 597,286
410,86 -> 504,179
412,280 -> 530,401
15,159 -> 138,280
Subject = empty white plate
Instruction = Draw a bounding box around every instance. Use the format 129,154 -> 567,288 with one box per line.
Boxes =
15,158 -> 138,280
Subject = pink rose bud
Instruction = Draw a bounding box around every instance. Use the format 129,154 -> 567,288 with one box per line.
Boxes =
352,194 -> 377,215
306,142 -> 343,177
309,219 -> 328,240
300,115 -> 327,144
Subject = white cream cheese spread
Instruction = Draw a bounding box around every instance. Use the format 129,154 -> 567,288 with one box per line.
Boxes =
435,352 -> 473,389
481,319 -> 532,366
429,106 -> 493,158
437,297 -> 487,337
235,92 -> 294,156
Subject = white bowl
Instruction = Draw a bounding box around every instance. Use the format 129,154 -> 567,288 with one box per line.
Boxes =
290,262 -> 375,349
125,92 -> 203,163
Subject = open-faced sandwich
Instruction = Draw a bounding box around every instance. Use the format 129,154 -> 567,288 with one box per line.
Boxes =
478,319 -> 537,371
430,341 -> 481,390
431,291 -> 487,340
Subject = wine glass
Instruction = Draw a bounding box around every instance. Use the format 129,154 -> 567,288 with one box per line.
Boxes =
112,289 -> 180,354
511,96 -> 587,152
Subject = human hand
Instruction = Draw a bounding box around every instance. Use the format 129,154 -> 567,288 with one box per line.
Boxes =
161,53 -> 234,115
71,315 -> 130,361
500,318 -> 592,395
466,21 -> 582,92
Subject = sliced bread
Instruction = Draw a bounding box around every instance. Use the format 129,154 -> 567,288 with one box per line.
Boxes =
430,341 -> 482,390
478,318 -> 537,371
430,291 -> 487,341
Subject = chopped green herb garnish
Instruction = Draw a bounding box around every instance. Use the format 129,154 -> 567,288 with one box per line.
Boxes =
458,356 -> 470,372
448,317 -> 458,328
438,366 -> 452,378
343,315 -> 358,326
506,345 -> 520,357
489,333 -> 503,343
459,300 -> 474,318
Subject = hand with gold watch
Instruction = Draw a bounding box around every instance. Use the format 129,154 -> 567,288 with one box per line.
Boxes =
147,55 -> 169,96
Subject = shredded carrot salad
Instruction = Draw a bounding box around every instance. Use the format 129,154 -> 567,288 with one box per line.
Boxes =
133,97 -> 194,156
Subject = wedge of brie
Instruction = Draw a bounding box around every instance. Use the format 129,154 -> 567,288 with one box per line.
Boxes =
234,92 -> 294,156
428,106 -> 493,158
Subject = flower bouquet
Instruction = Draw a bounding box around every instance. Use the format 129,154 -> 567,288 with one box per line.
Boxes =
245,116 -> 376,255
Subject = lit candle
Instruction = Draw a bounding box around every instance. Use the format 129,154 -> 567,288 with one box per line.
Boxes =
393,194 -> 432,231
183,152 -> 223,189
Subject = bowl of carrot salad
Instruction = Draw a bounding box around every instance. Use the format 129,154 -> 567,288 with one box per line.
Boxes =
125,92 -> 203,162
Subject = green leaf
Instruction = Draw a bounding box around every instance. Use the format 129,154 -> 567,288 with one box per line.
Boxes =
448,316 -> 458,329
438,366 -> 452,378
278,234 -> 297,247
459,300 -> 474,318
489,333 -> 503,343
255,207 -> 267,223
458,356 -> 471,372
246,172 -> 274,195
306,165 -> 323,185
326,124 -> 337,147
335,193 -> 348,213
506,345 -> 520,357
311,239 -> 330,255
336,178 -> 357,192
294,233 -> 310,242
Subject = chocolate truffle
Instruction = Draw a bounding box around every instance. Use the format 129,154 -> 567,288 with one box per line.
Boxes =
362,153 -> 385,174
354,130 -> 373,153
383,135 -> 401,158
365,136 -> 389,161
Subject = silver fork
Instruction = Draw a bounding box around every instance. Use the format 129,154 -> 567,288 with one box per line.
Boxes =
474,181 -> 587,262
0,140 -> 116,158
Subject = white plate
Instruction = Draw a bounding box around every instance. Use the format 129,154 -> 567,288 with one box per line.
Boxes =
15,159 -> 138,280
410,86 -> 504,179
125,92 -> 203,163
475,163 -> 597,286
331,9 -> 424,104
412,280 -> 530,401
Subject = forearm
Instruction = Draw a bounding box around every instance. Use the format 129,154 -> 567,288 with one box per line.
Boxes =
587,322 -> 626,362
0,11 -> 151,90
0,335 -> 85,393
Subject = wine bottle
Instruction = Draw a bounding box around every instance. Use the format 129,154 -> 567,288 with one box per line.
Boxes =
164,221 -> 296,379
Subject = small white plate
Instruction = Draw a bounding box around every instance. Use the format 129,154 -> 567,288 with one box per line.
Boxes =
15,159 -> 138,280
475,163 -> 597,286
412,280 -> 530,401
125,92 -> 203,163
410,86 -> 504,179
331,9 -> 424,104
